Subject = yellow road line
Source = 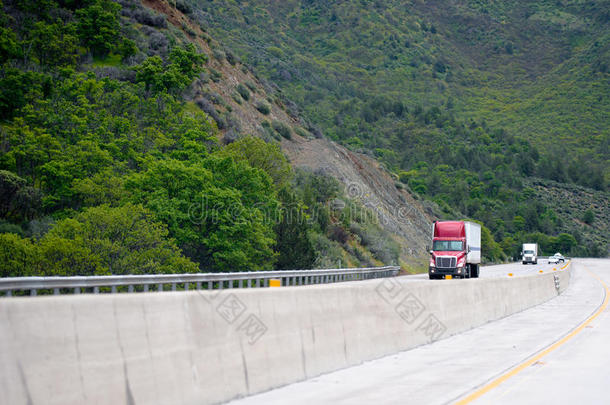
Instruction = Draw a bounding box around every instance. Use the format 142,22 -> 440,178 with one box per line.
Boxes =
455,264 -> 608,405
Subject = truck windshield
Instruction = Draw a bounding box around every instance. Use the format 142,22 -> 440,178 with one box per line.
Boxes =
433,241 -> 463,251
524,250 -> 534,254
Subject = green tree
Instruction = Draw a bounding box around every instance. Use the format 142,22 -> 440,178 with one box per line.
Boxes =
0,233 -> 36,277
135,55 -> 164,93
168,43 -> 206,78
76,0 -> 121,57
126,157 -> 278,271
39,204 -> 197,276
0,70 -> 52,120
274,187 -> 315,270
552,233 -> 577,254
0,24 -> 19,61
30,21 -> 79,67
136,48 -> 204,96
0,170 -> 42,222
220,136 -> 292,187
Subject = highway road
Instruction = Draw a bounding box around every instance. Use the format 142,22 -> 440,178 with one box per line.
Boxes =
229,259 -> 609,405
402,258 -> 567,280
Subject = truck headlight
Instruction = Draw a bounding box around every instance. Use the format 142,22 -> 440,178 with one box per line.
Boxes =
457,268 -> 462,274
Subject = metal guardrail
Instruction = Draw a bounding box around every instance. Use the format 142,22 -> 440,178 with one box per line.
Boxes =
0,266 -> 400,297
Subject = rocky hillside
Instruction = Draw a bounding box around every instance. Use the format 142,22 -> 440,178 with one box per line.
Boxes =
138,0 -> 436,269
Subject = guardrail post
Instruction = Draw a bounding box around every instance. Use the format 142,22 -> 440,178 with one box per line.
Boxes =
171,283 -> 176,291
111,286 -> 117,294
54,288 -> 60,295
157,283 -> 162,292
128,285 -> 134,293
143,285 -> 149,292
74,287 -> 80,294
30,289 -> 36,296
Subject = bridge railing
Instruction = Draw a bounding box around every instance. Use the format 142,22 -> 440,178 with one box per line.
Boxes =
0,266 -> 400,297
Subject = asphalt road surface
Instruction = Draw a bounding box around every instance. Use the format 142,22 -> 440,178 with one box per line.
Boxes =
229,259 -> 609,405
402,259 -> 568,280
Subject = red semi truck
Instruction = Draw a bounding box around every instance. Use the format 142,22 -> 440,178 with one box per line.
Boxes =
428,221 -> 481,279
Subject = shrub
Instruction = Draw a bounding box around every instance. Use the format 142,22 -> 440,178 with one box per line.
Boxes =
329,225 -> 349,244
245,81 -> 257,92
195,97 -> 224,128
176,0 -> 193,14
212,48 -> 226,62
294,127 -> 312,139
231,91 -> 243,104
209,68 -> 222,82
583,209 -> 595,225
148,31 -> 169,54
272,120 -> 292,139
134,9 -> 167,28
236,83 -> 250,100
255,100 -> 271,115
225,49 -> 238,65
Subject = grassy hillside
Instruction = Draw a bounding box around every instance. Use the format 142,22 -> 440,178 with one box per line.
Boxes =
186,0 -> 608,256
192,0 -> 608,181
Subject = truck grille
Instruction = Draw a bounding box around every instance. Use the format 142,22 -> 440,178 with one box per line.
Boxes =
436,257 -> 457,268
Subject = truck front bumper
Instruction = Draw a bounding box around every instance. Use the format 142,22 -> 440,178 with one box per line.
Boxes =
429,266 -> 465,278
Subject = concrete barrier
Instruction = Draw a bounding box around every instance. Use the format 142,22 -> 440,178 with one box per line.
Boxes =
0,264 -> 571,405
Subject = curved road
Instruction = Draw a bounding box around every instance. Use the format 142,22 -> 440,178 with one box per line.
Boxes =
230,259 -> 609,405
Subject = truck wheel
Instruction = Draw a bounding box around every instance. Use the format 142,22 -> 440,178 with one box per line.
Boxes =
534,259 -> 538,265
472,265 -> 479,278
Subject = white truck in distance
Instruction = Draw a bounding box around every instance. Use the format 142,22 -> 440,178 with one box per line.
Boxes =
522,243 -> 538,265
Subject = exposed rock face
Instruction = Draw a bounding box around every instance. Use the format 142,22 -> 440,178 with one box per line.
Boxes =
282,136 -> 432,267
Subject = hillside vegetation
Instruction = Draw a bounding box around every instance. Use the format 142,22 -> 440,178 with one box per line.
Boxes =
188,0 -> 609,256
0,0 -> 410,277
0,0 -> 607,280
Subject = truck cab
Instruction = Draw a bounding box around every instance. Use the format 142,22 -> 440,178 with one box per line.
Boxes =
428,221 -> 481,279
521,243 -> 538,265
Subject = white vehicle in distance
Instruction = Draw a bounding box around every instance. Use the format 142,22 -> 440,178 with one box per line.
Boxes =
548,256 -> 560,264
554,253 -> 565,263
